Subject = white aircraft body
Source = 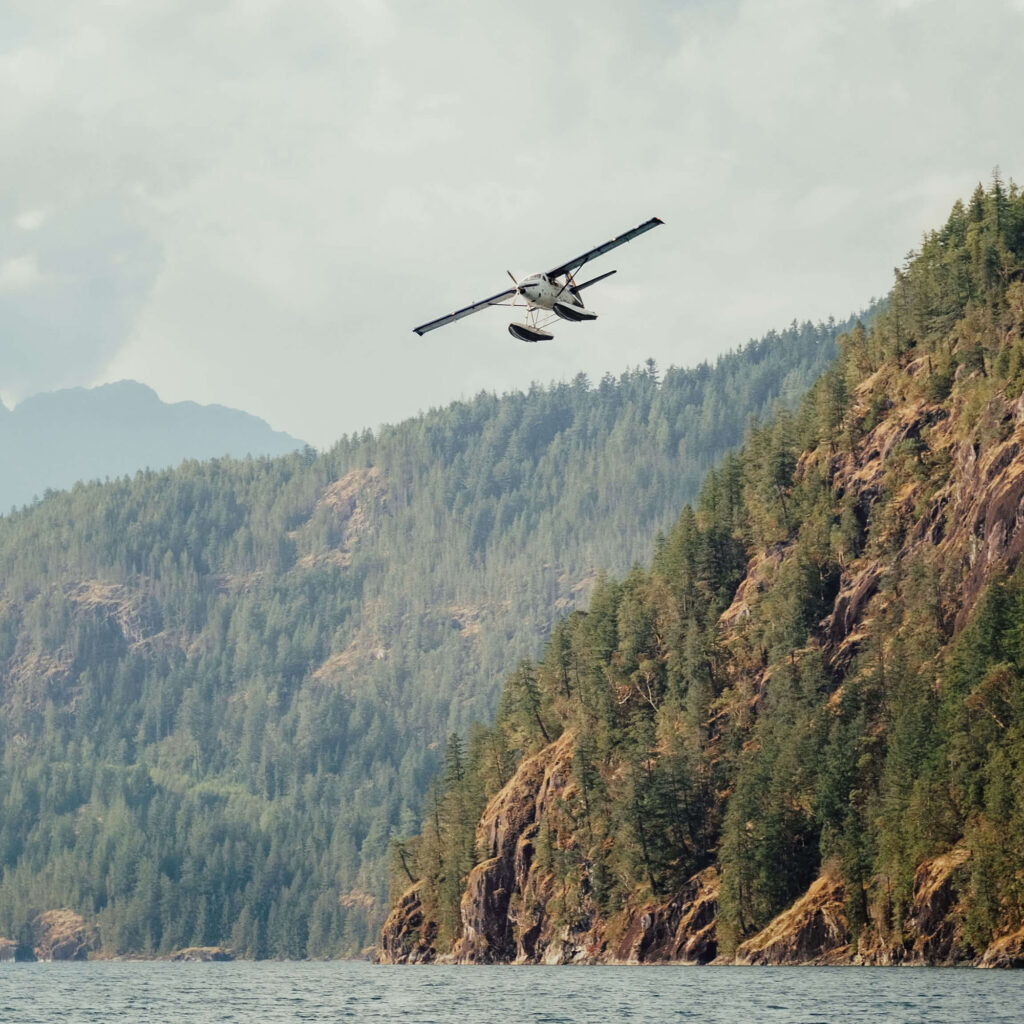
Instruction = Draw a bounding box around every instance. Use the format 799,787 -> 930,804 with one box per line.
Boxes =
413,217 -> 664,342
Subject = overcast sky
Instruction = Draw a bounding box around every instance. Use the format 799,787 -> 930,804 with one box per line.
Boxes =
2,0 -> 1023,447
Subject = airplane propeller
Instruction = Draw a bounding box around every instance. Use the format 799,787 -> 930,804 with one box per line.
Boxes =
508,270 -> 534,301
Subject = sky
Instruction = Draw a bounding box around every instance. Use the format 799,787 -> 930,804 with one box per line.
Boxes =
2,0 -> 1023,448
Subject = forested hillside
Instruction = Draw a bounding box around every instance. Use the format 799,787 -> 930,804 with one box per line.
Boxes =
381,178 -> 1024,967
0,315 -> 852,957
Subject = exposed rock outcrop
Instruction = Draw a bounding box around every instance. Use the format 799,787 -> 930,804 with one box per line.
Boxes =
611,867 -> 719,964
730,873 -> 850,965
423,731 -> 723,966
380,741 -> 1004,968
901,847 -> 972,965
376,884 -> 437,964
708,848 -> 978,967
453,730 -> 575,963
980,927 -> 1024,969
296,466 -> 387,574
167,946 -> 234,961
831,389 -> 1024,638
30,910 -> 98,961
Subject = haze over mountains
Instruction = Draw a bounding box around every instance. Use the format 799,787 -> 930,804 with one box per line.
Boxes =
0,380 -> 305,513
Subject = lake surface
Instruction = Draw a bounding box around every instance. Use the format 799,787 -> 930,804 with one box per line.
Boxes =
2,960 -> 1024,1023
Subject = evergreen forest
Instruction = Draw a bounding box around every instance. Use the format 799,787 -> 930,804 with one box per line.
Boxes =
392,178 -> 1024,964
0,313 -> 853,956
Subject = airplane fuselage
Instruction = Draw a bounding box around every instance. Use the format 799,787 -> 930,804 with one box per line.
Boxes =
516,273 -> 583,310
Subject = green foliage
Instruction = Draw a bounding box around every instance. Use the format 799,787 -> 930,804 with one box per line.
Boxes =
0,318 -> 849,956
400,445 -> 753,939
939,574 -> 1024,948
394,177 -> 1024,958
715,176 -> 1024,947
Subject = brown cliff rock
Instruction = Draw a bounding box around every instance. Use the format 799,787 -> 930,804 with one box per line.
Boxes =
980,927 -> 1024,968
612,867 -> 719,964
847,846 -> 972,966
168,946 -> 234,961
839,388 -> 1024,635
822,559 -> 882,668
719,549 -> 784,635
902,847 -> 972,965
722,847 -> 976,967
376,884 -> 437,964
30,909 -> 98,961
450,728 -> 725,965
508,824 -> 554,961
453,731 -> 575,963
790,382 -> 1024,671
730,873 -> 851,965
457,856 -> 518,962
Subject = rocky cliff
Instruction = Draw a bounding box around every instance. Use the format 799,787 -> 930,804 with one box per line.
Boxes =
380,733 -> 722,965
380,738 -> 1019,967
380,182 -> 1024,968
0,909 -> 100,961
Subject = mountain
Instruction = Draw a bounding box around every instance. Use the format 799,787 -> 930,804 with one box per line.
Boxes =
0,315 -> 857,959
0,380 -> 306,512
380,177 -> 1024,968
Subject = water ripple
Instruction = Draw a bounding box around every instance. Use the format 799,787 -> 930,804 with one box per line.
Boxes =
1,961 -> 1023,1023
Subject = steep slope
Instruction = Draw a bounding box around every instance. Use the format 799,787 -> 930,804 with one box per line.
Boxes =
0,380 -> 305,512
0,322 -> 847,957
381,177 -> 1024,967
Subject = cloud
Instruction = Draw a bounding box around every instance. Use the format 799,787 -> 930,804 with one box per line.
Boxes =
0,196 -> 161,399
0,255 -> 43,293
14,208 -> 50,231
2,0 -> 1023,444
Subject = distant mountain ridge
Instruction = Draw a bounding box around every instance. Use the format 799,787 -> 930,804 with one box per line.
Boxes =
0,380 -> 305,512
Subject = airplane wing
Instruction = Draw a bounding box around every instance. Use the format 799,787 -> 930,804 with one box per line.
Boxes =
413,287 -> 517,336
546,216 -> 664,278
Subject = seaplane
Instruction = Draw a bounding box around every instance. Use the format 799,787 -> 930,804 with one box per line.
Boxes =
412,217 -> 664,342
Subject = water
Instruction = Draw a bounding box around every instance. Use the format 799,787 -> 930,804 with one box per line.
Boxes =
2,960 -> 1024,1023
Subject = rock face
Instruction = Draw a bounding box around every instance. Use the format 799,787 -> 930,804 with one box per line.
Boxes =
376,885 -> 438,964
825,391 -> 1024,641
396,731 -> 722,966
980,927 -> 1024,969
720,847 -> 987,967
378,737 -> 1013,968
731,873 -> 850,965
900,847 -> 973,965
30,910 -> 98,961
611,868 -> 720,964
168,946 -> 234,961
453,730 -> 576,963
